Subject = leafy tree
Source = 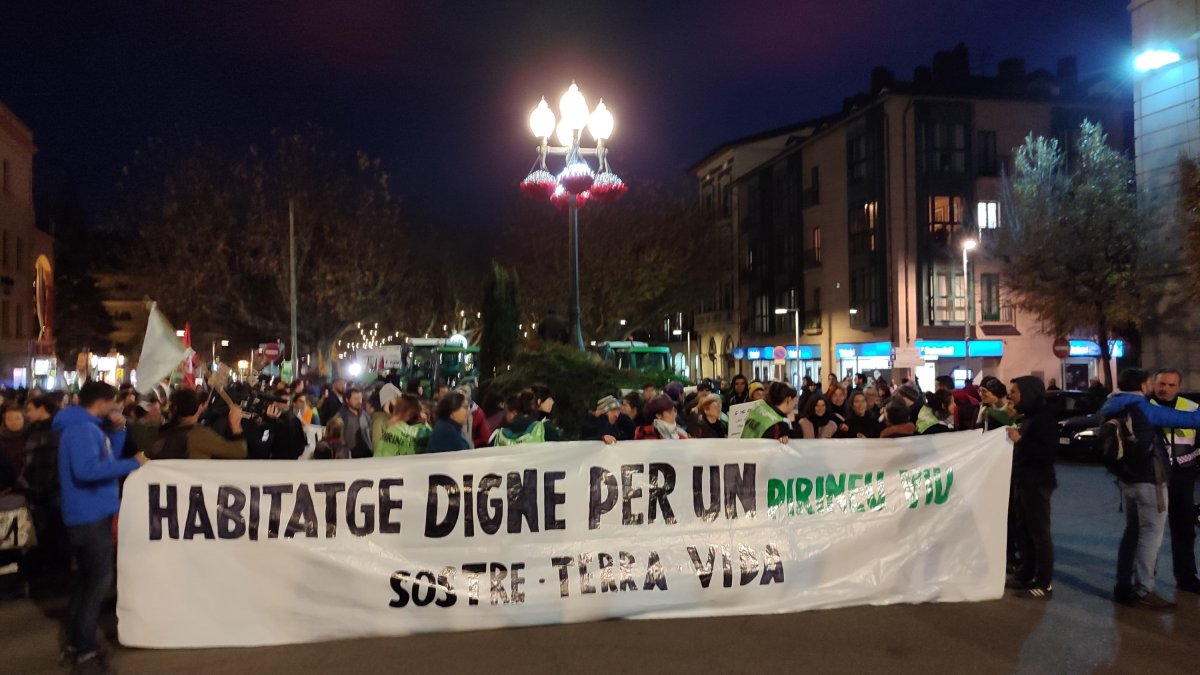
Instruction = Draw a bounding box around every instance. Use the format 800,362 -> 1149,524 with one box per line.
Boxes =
106,127 -> 451,373
48,185 -> 115,362
479,263 -> 521,382
1179,156 -> 1200,294
496,182 -> 725,342
485,344 -> 639,440
996,120 -> 1142,387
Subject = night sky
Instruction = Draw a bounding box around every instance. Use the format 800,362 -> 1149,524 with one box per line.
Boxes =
1,1 -> 1132,234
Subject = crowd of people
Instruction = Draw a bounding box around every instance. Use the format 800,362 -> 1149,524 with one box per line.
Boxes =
2,362 -> 1200,672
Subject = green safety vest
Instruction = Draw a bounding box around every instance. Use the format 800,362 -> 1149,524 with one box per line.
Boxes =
375,422 -> 430,457
740,401 -> 786,439
915,405 -> 943,434
1152,396 -> 1199,464
492,420 -> 547,446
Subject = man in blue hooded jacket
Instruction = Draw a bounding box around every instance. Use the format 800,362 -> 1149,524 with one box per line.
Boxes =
55,380 -> 148,672
1100,368 -> 1200,611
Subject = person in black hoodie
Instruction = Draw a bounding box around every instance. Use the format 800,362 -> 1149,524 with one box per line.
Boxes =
23,396 -> 66,588
1006,375 -> 1058,599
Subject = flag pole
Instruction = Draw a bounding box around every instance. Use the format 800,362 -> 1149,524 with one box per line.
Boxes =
289,199 -> 299,383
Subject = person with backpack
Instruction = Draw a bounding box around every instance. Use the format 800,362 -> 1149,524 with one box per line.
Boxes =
1099,368 -> 1200,610
148,389 -> 248,460
1149,368 -> 1200,594
374,394 -> 431,457
1005,376 -> 1058,599
490,389 -> 562,446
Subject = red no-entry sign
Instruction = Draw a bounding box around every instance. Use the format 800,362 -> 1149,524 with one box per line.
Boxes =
1052,338 -> 1071,359
262,343 -> 282,362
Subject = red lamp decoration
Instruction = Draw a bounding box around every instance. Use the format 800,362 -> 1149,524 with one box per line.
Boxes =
550,185 -> 590,212
558,147 -> 595,194
520,169 -> 557,200
588,171 -> 627,203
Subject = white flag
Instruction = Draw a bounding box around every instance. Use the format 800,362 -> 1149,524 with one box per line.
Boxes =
135,303 -> 186,394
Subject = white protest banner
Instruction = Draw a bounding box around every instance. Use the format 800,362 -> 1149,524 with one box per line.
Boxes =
117,430 -> 1012,648
725,400 -> 762,438
0,506 -> 35,550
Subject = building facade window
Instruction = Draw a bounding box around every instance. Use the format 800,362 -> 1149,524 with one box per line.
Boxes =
928,265 -> 966,324
977,200 -> 999,229
811,226 -> 822,263
14,302 -> 21,338
849,202 -> 878,255
807,166 -> 820,205
848,135 -> 869,183
1,300 -> 9,338
919,122 -> 967,174
980,273 -> 1001,321
928,195 -> 965,245
1,159 -> 9,194
752,295 -> 772,334
978,130 -> 998,176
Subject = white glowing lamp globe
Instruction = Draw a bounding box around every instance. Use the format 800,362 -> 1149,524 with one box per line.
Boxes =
589,99 -> 613,141
555,118 -> 574,147
559,82 -> 589,131
529,97 -> 556,139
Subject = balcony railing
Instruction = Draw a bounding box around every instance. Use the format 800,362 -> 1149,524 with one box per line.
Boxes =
980,303 -> 1016,324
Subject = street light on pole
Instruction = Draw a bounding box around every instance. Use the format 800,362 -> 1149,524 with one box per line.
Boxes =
962,239 -> 977,344
672,328 -> 692,382
523,83 -> 626,352
775,307 -> 800,387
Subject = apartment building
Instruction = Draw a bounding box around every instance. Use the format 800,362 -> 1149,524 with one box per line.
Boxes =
0,102 -> 54,387
694,45 -> 1131,388
1129,0 -> 1200,380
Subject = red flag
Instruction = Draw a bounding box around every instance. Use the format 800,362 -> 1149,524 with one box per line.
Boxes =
182,322 -> 196,389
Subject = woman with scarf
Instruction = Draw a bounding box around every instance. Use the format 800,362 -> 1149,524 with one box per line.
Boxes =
827,384 -> 850,434
635,395 -> 689,440
740,382 -> 799,442
798,396 -> 838,439
838,392 -> 884,438
977,377 -> 1014,430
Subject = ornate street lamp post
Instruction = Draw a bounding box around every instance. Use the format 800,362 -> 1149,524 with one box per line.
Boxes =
521,83 -> 626,351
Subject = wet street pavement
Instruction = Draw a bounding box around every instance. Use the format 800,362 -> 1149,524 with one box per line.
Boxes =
3,461 -> 1198,674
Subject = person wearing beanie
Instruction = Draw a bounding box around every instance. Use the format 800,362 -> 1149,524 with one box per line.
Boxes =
896,382 -> 924,425
689,393 -> 728,439
748,381 -> 767,402
583,395 -> 633,444
635,395 -> 688,440
371,383 -> 403,449
741,382 -> 800,442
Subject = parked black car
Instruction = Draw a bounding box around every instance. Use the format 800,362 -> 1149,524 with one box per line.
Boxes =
1047,390 -> 1104,461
